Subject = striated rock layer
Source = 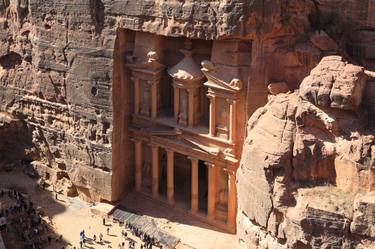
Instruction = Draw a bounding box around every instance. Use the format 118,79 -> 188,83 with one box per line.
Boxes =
0,0 -> 327,202
237,56 -> 375,248
0,1 -> 373,247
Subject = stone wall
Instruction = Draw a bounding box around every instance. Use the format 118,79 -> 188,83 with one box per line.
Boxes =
0,3 -> 373,247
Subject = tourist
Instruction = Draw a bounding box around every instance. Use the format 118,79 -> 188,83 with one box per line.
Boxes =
102,217 -> 106,225
99,233 -> 103,242
93,234 -> 96,242
107,227 -> 110,235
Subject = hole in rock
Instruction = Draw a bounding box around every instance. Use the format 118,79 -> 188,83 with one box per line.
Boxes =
0,52 -> 22,69
91,86 -> 98,96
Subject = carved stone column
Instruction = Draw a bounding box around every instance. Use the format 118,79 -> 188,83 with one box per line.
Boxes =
190,157 -> 199,214
151,81 -> 158,119
228,99 -> 237,143
134,139 -> 143,192
166,149 -> 175,204
188,88 -> 195,127
208,94 -> 216,137
173,86 -> 180,122
151,144 -> 159,197
207,162 -> 217,220
227,169 -> 237,230
133,78 -> 140,114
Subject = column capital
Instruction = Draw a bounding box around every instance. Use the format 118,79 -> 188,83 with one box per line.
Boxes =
207,93 -> 216,99
187,156 -> 199,162
223,167 -> 236,174
149,143 -> 159,149
130,137 -> 143,143
186,87 -> 196,93
226,98 -> 238,104
204,162 -> 216,168
165,148 -> 175,155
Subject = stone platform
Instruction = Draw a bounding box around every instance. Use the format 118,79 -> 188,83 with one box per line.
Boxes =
90,202 -> 117,217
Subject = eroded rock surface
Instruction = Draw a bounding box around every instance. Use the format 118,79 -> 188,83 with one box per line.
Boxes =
237,56 -> 375,248
0,2 -> 373,247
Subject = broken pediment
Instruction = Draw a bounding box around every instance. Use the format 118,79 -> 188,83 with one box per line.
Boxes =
127,51 -> 166,75
201,60 -> 243,93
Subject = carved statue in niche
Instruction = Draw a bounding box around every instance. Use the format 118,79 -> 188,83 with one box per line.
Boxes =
217,189 -> 228,207
217,103 -> 229,139
179,90 -> 188,126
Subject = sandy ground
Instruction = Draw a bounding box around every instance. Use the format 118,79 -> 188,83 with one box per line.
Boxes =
121,193 -> 236,249
0,167 -> 237,249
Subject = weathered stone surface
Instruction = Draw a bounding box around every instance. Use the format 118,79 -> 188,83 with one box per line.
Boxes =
309,30 -> 338,52
237,93 -> 298,228
0,112 -> 31,168
0,1 -> 373,247
350,193 -> 375,238
300,56 -> 368,111
267,82 -> 290,95
238,56 -> 375,248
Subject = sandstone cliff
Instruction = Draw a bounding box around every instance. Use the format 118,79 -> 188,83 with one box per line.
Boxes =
237,56 -> 375,248
0,0 -> 327,201
0,3 -> 373,246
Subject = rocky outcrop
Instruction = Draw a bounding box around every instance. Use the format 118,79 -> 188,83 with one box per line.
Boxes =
237,56 -> 375,248
0,0 -> 114,201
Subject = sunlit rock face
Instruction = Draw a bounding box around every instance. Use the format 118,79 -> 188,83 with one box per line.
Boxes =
237,56 -> 375,249
0,0 -> 373,247
0,0 -> 321,202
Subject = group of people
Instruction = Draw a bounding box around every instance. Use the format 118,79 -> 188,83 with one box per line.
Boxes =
0,188 -> 61,249
74,218 -> 164,249
122,221 -> 162,249
1,188 -> 166,249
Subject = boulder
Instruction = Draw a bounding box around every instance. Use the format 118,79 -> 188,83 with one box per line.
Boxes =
267,82 -> 290,95
238,56 -> 375,248
299,56 -> 368,110
350,193 -> 375,238
309,30 -> 339,52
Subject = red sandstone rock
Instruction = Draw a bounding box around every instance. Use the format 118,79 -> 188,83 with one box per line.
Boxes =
309,30 -> 338,52
300,56 -> 368,110
238,56 -> 375,248
267,82 -> 290,95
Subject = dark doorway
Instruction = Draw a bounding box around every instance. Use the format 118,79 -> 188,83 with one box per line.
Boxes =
159,149 -> 168,199
198,160 -> 208,214
174,153 -> 192,210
